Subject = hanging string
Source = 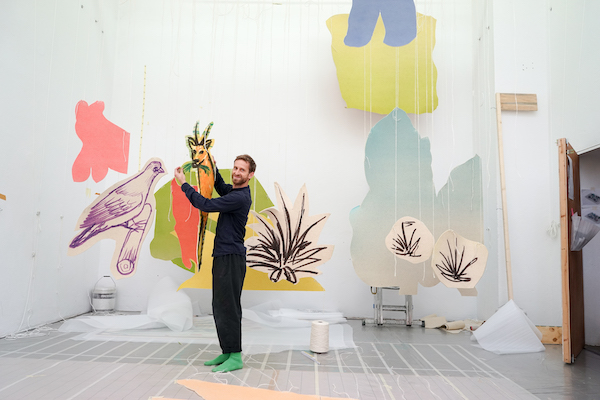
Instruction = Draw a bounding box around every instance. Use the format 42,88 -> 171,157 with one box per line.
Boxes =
16,0 -> 57,338
511,2 -> 520,135
363,43 -> 368,131
573,0 -> 587,142
414,14 -> 421,222
394,45 -> 399,278
426,0 -> 436,240
482,0 -> 493,192
138,65 -> 146,171
557,0 -> 568,139
54,0 -> 85,328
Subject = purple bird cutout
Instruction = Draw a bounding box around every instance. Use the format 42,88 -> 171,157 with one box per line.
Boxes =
69,158 -> 166,278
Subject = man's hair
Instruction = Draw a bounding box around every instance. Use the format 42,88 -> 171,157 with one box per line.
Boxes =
235,154 -> 256,173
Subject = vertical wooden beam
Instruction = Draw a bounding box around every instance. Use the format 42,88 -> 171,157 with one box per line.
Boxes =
495,93 -> 514,301
495,93 -> 538,302
558,138 -> 571,363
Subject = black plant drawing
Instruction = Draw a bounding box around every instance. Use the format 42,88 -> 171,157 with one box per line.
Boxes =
391,221 -> 421,257
386,217 -> 434,263
245,183 -> 334,284
435,238 -> 477,282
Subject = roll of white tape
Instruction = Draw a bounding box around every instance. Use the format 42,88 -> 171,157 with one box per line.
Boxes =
310,320 -> 330,353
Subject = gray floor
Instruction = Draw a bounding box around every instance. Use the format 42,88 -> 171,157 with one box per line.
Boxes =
1,320 -> 599,400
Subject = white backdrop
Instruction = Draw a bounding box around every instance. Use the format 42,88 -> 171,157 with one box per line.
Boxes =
6,0 -> 598,337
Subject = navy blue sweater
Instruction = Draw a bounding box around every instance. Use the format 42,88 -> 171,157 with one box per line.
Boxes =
180,168 -> 252,257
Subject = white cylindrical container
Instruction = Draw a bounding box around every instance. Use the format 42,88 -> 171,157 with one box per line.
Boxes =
92,276 -> 116,311
310,320 -> 330,353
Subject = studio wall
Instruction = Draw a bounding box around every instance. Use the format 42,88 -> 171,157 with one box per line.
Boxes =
5,0 -> 597,337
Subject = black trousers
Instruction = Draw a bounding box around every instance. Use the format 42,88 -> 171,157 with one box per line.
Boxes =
212,254 -> 246,353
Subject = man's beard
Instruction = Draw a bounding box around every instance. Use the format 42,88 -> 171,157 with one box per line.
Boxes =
232,175 -> 248,185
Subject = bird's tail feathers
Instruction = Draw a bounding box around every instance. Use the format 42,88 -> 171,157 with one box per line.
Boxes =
69,224 -> 108,248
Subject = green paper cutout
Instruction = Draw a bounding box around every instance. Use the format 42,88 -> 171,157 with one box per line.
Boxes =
150,168 -> 274,272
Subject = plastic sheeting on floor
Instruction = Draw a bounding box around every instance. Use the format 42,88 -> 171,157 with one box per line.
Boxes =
61,276 -> 194,333
472,300 -> 545,354
59,279 -> 355,355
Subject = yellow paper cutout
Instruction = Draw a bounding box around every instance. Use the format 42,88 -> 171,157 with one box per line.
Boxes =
177,379 -> 358,400
326,13 -> 437,115
178,225 -> 324,291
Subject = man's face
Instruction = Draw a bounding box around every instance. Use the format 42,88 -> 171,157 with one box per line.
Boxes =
231,159 -> 254,187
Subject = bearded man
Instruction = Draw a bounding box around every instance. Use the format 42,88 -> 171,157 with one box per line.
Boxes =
174,154 -> 256,372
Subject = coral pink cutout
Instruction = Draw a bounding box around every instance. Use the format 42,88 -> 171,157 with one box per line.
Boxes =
72,100 -> 130,182
171,179 -> 200,270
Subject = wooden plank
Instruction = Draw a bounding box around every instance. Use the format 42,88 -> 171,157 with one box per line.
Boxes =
499,93 -> 538,111
495,91 -> 538,301
536,326 -> 562,345
558,138 -> 572,363
495,93 -> 514,300
566,142 -> 585,361
558,138 -> 586,363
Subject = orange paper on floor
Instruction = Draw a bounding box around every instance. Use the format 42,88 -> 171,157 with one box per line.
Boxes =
177,379 -> 358,400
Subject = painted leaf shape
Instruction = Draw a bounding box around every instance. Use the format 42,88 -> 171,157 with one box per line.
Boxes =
245,183 -> 334,284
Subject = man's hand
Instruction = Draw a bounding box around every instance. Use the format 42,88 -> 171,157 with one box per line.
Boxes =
174,167 -> 187,185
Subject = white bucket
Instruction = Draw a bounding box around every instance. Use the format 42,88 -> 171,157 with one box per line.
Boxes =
92,276 -> 116,311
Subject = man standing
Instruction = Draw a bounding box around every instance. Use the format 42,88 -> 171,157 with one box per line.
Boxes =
174,154 -> 255,372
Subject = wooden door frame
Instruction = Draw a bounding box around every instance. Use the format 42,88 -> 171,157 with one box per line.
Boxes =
558,138 -> 585,363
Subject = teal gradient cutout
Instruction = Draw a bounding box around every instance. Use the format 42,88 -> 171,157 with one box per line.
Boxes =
350,108 -> 483,293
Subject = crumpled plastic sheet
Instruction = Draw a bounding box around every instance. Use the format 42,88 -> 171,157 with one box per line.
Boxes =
472,300 -> 545,354
59,282 -> 355,355
60,275 -> 193,333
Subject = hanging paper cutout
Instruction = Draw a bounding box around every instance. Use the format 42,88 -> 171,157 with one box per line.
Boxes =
68,158 -> 166,278
186,121 -> 216,272
385,216 -> 433,263
326,13 -> 437,114
245,183 -> 334,284
72,100 -> 130,183
150,171 -> 325,291
345,0 -> 416,47
150,162 -> 201,267
176,379 -> 359,400
431,230 -> 488,296
350,108 -> 483,294
171,179 -> 200,271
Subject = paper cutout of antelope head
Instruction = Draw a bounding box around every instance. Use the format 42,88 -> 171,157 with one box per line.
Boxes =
175,122 -> 215,275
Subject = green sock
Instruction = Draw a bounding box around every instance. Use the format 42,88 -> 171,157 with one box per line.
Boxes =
211,352 -> 243,372
204,353 -> 230,366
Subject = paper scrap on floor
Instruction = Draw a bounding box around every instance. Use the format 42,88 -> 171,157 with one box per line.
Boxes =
421,314 -> 483,333
177,379 -> 359,400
